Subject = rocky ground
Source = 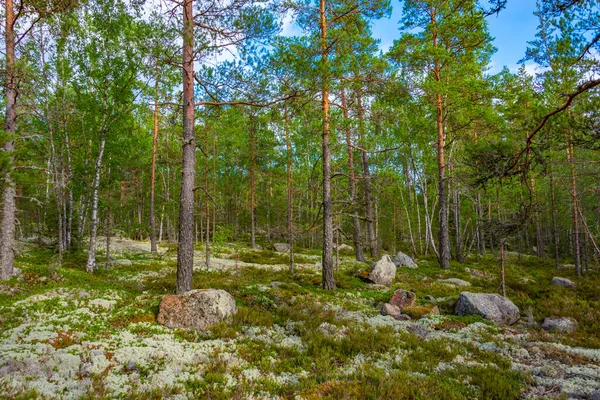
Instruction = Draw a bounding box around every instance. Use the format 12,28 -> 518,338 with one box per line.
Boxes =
0,239 -> 599,399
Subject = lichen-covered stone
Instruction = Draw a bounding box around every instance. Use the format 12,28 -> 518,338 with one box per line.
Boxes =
402,305 -> 440,319
389,289 -> 417,309
335,243 -> 354,252
273,243 -> 290,253
552,277 -> 576,288
441,278 -> 471,287
380,303 -> 401,317
392,251 -> 418,269
157,289 -> 237,331
541,317 -> 578,333
368,255 -> 396,286
455,292 -> 520,325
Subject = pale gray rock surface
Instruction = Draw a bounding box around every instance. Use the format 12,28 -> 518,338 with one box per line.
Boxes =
368,255 -> 396,286
552,277 -> 576,288
441,278 -> 472,287
380,303 -> 401,317
455,292 -> 520,325
541,317 -> 578,333
392,251 -> 418,269
335,243 -> 354,252
157,289 -> 237,331
273,243 -> 290,253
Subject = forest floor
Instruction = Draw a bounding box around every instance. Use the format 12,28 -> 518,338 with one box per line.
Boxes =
1,239 -> 599,399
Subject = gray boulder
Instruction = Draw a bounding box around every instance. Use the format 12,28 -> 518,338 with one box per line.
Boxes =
157,289 -> 237,331
551,277 -> 576,288
368,255 -> 396,286
273,243 -> 290,253
393,251 -> 418,269
380,303 -> 401,317
541,317 -> 578,333
114,259 -> 133,266
335,243 -> 354,252
441,278 -> 471,287
455,292 -> 520,325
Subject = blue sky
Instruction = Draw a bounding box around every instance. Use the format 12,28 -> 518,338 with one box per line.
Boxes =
371,0 -> 540,74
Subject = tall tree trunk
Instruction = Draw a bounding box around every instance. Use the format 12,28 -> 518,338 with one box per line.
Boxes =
105,177 -> 112,270
341,87 -> 365,262
432,9 -> 450,269
435,92 -> 450,268
0,0 -> 17,280
150,62 -> 159,254
285,108 -> 295,274
250,114 -> 257,249
204,121 -> 211,268
357,91 -> 377,259
453,180 -> 464,263
549,168 -> 560,269
212,130 -> 217,243
176,0 -> 195,293
86,126 -> 107,272
499,238 -> 506,297
320,0 -> 335,289
567,135 -> 581,276
476,193 -> 485,255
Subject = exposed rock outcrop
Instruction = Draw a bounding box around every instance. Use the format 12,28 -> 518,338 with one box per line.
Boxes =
552,277 -> 576,288
455,292 -> 520,325
157,289 -> 237,331
541,317 -> 578,333
392,251 -> 418,269
368,255 -> 396,286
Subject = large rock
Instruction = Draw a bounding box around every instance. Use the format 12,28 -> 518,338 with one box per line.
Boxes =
392,251 -> 418,269
335,243 -> 354,252
157,289 -> 237,331
389,289 -> 417,309
402,305 -> 440,319
273,243 -> 290,253
455,292 -> 520,325
441,278 -> 471,287
368,255 -> 396,286
541,317 -> 578,333
380,303 -> 401,317
551,277 -> 576,288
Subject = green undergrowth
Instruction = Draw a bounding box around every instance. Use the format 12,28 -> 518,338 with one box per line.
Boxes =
3,243 -> 597,398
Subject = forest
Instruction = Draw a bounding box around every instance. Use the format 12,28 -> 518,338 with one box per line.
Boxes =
1,0 -> 600,399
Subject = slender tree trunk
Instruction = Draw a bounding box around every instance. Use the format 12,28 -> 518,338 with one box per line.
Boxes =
549,168 -> 560,269
86,126 -> 107,272
341,87 -> 365,261
285,108 -> 295,274
431,10 -> 450,268
452,175 -> 464,263
0,0 -> 17,280
499,238 -> 506,297
51,136 -> 64,265
320,0 -> 335,289
250,114 -> 257,249
566,136 -> 581,275
105,180 -> 111,270
476,193 -> 485,255
176,0 -> 195,293
435,91 -> 450,268
212,130 -> 217,243
204,122 -> 211,268
357,92 -> 377,259
149,62 -> 159,254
